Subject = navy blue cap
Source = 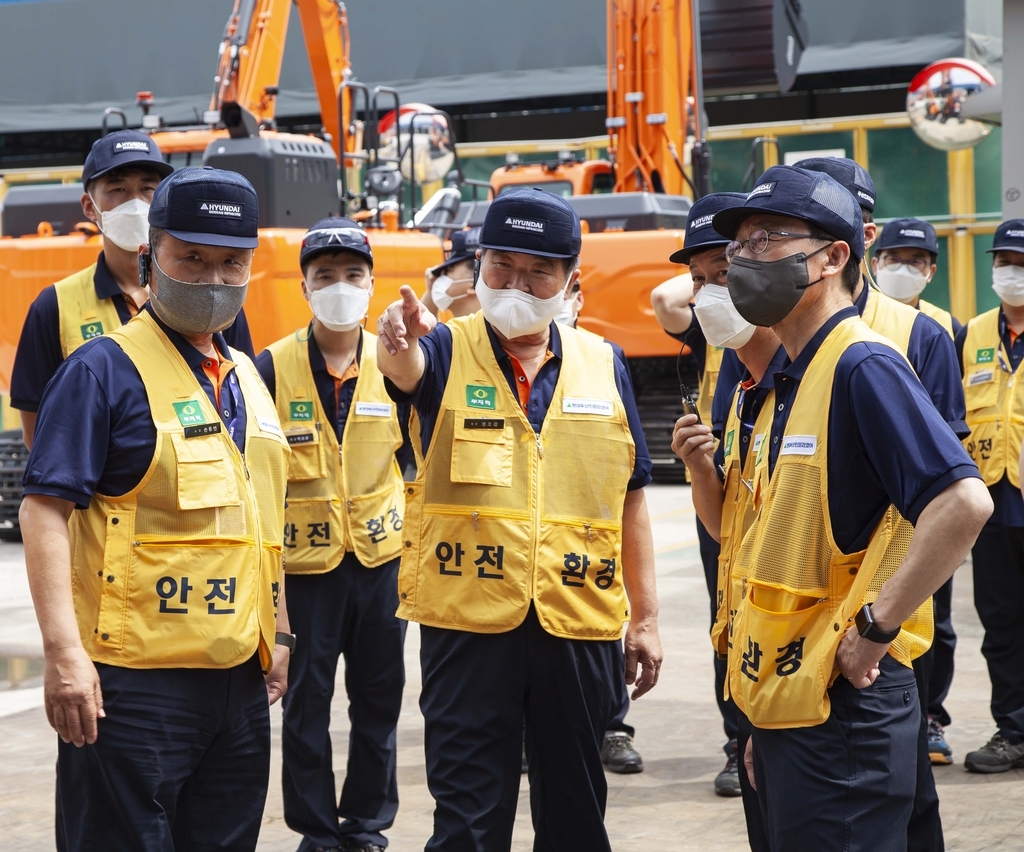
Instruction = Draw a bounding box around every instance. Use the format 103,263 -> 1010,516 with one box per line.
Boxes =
795,156 -> 876,213
479,188 -> 581,259
670,192 -> 747,264
300,217 -> 373,268
149,167 -> 259,249
432,226 -> 482,274
988,219 -> 1024,254
712,165 -> 866,262
877,218 -> 938,256
82,130 -> 173,188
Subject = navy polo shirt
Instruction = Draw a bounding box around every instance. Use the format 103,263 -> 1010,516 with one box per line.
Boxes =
764,306 -> 980,554
856,282 -> 967,437
256,327 -> 413,471
23,305 -> 248,509
713,345 -> 789,471
954,308 -> 1024,527
10,253 -> 256,413
384,320 -> 653,491
665,313 -> 745,438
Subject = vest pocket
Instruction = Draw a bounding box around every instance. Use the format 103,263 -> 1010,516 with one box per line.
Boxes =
346,478 -> 405,567
284,427 -> 326,482
283,496 -> 344,573
170,433 -> 240,510
450,423 -> 513,487
964,373 -> 999,412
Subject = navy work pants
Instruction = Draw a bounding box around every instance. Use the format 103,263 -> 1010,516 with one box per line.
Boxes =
420,606 -> 620,852
908,647 -> 943,852
751,655 -> 919,852
56,655 -> 270,852
971,524 -> 1024,742
734,710 -> 770,852
605,639 -> 634,738
927,577 -> 956,726
282,553 -> 407,850
697,516 -> 738,745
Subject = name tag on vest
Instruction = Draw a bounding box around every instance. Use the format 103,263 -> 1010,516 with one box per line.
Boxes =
184,422 -> 222,439
464,418 -> 505,430
257,417 -> 283,438
752,433 -> 765,454
562,398 -> 614,416
354,402 -> 393,417
780,435 -> 817,456
286,430 -> 316,446
968,368 -> 995,386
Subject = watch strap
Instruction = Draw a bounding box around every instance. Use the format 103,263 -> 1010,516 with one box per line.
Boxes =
275,631 -> 296,651
855,604 -> 901,644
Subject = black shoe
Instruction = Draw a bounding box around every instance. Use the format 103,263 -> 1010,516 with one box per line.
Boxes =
601,731 -> 644,773
340,843 -> 385,852
964,733 -> 1024,774
714,739 -> 742,797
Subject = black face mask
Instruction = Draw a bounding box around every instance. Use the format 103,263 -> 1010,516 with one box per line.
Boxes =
726,245 -> 831,327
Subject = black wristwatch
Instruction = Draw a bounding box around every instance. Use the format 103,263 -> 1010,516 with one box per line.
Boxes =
275,632 -> 297,653
854,604 -> 901,644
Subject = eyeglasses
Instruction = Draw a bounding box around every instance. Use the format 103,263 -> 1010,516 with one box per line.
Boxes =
725,230 -> 830,260
877,255 -> 931,273
301,226 -> 370,254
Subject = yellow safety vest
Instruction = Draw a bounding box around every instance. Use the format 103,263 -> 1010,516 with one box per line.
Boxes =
711,382 -> 775,663
861,287 -> 916,353
69,311 -> 289,671
54,263 -> 123,358
398,312 -> 636,639
918,299 -> 955,338
962,307 -> 1024,487
728,317 -> 932,729
266,328 -> 405,571
697,343 -> 725,427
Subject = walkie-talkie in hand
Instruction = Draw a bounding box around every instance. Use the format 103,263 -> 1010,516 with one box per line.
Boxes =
680,383 -> 726,482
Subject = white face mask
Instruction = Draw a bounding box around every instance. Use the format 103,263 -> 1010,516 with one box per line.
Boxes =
554,297 -> 579,327
692,283 -> 756,349
876,265 -> 929,303
308,281 -> 371,331
92,196 -> 151,253
475,269 -> 573,339
431,274 -> 473,312
992,265 -> 1024,307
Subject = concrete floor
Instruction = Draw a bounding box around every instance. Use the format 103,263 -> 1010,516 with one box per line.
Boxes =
0,483 -> 1021,851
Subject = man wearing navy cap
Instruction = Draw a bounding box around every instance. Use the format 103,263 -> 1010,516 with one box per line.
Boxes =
257,218 -> 411,852
19,166 -> 291,851
10,130 -> 255,450
376,188 -> 662,851
669,191 -> 781,850
705,165 -> 990,849
875,217 -> 961,336
955,219 -> 1024,774
422,227 -> 482,318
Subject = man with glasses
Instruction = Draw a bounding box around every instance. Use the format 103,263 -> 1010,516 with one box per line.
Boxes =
257,218 -> 412,852
711,165 -> 991,849
874,217 -> 960,336
376,188 -> 662,851
954,219 -> 1024,774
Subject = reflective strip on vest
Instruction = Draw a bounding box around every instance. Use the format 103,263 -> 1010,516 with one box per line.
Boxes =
54,264 -> 123,358
398,312 -> 635,639
962,307 -> 1024,488
70,311 -> 289,671
728,317 -> 930,730
266,328 -> 405,571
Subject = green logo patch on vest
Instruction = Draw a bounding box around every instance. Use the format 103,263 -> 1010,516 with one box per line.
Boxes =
724,429 -> 734,458
466,385 -> 496,410
80,322 -> 104,340
289,401 -> 313,421
172,401 -> 207,427
976,347 -> 995,364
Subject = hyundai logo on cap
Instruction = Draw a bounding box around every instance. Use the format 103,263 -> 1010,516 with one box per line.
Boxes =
149,167 -> 259,249
712,165 -> 866,261
81,129 -> 173,188
989,219 -> 1024,254
669,192 -> 746,265
795,156 -> 876,213
300,217 -> 373,267
479,189 -> 581,259
877,217 -> 939,256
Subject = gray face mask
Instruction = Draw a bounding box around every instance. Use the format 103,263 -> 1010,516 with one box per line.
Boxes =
148,253 -> 249,335
726,245 -> 830,327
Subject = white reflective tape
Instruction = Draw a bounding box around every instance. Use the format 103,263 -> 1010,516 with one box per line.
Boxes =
780,435 -> 817,456
562,398 -> 614,416
355,402 -> 393,417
